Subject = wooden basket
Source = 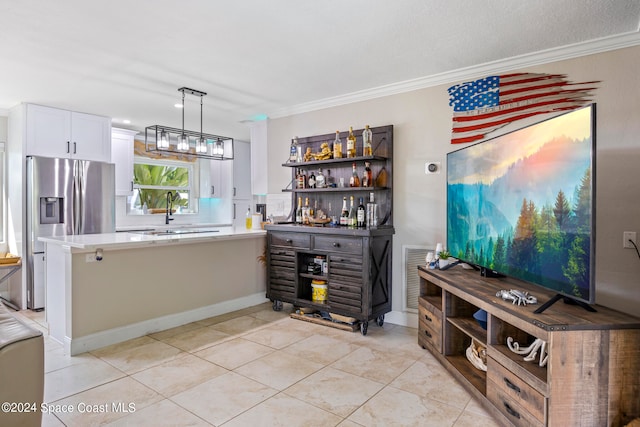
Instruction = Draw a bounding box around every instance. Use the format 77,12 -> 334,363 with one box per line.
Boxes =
0,253 -> 21,265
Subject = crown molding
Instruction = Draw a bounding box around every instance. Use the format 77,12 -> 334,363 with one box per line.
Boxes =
268,30 -> 640,119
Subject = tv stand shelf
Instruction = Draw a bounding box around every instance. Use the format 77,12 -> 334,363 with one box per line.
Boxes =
418,266 -> 640,427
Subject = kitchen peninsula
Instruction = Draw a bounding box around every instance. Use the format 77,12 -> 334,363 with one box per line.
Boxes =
40,227 -> 266,355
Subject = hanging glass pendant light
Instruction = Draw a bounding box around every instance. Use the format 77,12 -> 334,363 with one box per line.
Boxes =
157,129 -> 170,150
195,94 -> 208,153
177,90 -> 189,151
145,87 -> 234,160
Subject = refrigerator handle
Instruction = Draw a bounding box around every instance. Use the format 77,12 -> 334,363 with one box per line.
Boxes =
73,161 -> 83,234
73,142 -> 77,154
67,141 -> 70,153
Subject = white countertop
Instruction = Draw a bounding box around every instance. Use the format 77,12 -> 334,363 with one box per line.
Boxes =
39,226 -> 266,251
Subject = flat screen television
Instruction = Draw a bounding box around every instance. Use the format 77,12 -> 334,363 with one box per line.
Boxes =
447,104 -> 596,313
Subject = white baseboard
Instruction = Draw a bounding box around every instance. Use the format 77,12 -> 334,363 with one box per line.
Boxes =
384,310 -> 418,329
66,293 -> 269,355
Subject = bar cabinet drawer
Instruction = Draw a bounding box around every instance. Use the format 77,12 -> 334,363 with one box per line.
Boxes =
270,232 -> 310,249
313,235 -> 362,255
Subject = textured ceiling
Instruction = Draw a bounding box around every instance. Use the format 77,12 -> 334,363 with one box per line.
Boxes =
1,0 -> 639,140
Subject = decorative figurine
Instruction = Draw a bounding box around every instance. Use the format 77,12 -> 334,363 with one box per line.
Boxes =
507,337 -> 548,367
303,147 -> 314,162
314,142 -> 332,160
496,289 -> 537,306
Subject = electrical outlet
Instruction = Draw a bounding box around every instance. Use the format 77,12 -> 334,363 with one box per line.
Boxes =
623,231 -> 637,249
85,253 -> 97,262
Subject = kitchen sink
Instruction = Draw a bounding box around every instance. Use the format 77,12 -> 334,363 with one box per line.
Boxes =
133,228 -> 219,236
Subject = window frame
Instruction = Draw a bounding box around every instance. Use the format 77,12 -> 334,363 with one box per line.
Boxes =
129,156 -> 199,214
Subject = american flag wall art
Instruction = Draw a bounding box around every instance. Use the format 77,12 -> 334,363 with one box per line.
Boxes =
447,73 -> 599,144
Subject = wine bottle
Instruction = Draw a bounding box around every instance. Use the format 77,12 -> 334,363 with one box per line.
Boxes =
357,197 -> 366,227
347,126 -> 356,158
333,131 -> 343,159
308,170 -> 316,188
349,162 -> 360,187
362,125 -> 373,156
340,197 -> 349,226
296,197 -> 303,224
315,168 -> 325,188
348,196 -> 357,227
362,161 -> 372,187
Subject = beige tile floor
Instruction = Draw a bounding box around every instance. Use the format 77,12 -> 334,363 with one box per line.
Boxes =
14,304 -> 501,427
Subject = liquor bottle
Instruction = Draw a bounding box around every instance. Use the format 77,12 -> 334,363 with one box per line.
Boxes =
357,197 -> 366,227
303,197 -> 310,224
297,169 -> 307,189
362,161 -> 372,187
362,125 -> 373,156
348,196 -> 357,227
347,126 -> 356,158
295,168 -> 304,189
245,206 -> 252,229
308,170 -> 316,188
289,136 -> 299,162
326,169 -> 334,187
367,192 -> 378,227
340,197 -> 349,226
333,131 -> 343,159
296,197 -> 303,224
349,162 -> 360,187
316,168 -> 325,188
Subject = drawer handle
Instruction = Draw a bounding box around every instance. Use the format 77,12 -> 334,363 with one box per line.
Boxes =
424,314 -> 432,322
332,242 -> 340,247
503,377 -> 521,394
286,239 -> 292,243
503,402 -> 521,419
424,330 -> 432,338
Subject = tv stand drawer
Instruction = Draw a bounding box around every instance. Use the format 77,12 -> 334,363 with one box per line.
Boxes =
418,297 -> 442,352
487,357 -> 546,424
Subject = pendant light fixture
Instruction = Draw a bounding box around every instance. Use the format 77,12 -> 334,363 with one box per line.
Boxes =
145,87 -> 234,160
177,90 -> 189,151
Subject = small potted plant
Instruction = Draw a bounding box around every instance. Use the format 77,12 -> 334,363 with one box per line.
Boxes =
438,250 -> 452,269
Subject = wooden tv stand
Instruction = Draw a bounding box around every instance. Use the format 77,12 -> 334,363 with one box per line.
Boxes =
417,266 -> 640,427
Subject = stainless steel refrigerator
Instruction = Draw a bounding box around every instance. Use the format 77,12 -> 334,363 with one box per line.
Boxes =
26,156 -> 115,310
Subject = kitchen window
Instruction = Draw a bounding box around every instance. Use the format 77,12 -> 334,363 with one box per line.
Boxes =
129,157 -> 198,214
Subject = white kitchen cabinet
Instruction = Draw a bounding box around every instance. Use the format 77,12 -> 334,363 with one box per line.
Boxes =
111,128 -> 138,196
25,104 -> 111,162
232,199 -> 252,228
199,158 -> 232,199
233,140 -> 252,199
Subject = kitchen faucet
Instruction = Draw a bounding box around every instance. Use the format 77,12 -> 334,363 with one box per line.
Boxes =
166,191 -> 175,224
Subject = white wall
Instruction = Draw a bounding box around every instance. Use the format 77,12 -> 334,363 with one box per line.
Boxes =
266,46 -> 640,317
0,116 -> 6,142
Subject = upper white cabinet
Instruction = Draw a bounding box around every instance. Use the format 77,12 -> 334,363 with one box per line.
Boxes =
233,140 -> 251,199
25,104 -> 111,162
199,158 -> 232,199
111,128 -> 138,196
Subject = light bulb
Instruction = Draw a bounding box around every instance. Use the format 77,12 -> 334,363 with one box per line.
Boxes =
178,134 -> 189,151
158,129 -> 169,150
196,137 -> 207,153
